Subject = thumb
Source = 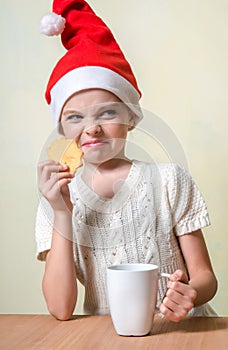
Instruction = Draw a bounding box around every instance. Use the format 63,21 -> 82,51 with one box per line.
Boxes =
170,269 -> 188,284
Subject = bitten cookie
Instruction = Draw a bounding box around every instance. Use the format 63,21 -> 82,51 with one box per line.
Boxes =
46,137 -> 83,173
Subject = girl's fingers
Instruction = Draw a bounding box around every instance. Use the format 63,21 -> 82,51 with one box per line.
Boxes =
38,160 -> 68,176
160,269 -> 197,322
38,160 -> 58,178
169,269 -> 188,284
160,281 -> 197,322
40,171 -> 73,194
37,161 -> 73,211
162,296 -> 182,314
159,302 -> 187,323
160,291 -> 191,322
46,178 -> 72,199
167,280 -> 197,302
47,171 -> 73,187
165,288 -> 194,311
38,161 -> 69,184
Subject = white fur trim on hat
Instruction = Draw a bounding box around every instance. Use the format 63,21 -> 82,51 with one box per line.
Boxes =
40,13 -> 66,36
50,66 -> 142,125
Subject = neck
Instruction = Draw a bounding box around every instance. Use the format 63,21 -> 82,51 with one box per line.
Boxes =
81,157 -> 132,198
83,156 -> 130,174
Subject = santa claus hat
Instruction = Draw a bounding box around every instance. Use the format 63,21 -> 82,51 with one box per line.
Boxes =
40,0 -> 142,125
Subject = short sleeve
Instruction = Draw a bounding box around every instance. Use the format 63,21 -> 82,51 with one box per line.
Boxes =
167,164 -> 210,236
35,197 -> 54,261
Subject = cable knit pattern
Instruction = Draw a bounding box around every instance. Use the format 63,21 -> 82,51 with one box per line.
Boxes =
35,161 -> 216,316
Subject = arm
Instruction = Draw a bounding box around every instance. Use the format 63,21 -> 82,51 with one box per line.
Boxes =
160,229 -> 217,322
38,161 -> 77,320
42,211 -> 77,320
179,229 -> 217,305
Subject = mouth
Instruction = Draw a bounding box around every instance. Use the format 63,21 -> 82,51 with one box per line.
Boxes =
81,140 -> 109,148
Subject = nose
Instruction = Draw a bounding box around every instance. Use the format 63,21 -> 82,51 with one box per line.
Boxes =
85,123 -> 102,136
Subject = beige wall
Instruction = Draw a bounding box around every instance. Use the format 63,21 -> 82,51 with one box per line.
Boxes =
0,0 -> 227,316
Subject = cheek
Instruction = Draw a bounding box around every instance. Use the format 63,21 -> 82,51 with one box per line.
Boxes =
61,123 -> 82,140
104,124 -> 129,139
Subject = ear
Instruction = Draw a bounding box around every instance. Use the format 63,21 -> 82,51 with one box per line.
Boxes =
58,122 -> 64,135
128,111 -> 136,131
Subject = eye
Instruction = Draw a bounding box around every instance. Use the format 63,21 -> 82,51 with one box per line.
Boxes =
66,114 -> 83,122
98,109 -> 117,119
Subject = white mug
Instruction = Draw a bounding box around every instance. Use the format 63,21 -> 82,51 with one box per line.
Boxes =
106,263 -> 170,336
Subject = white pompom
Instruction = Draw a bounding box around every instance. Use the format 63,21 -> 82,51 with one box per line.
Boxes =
40,13 -> 66,36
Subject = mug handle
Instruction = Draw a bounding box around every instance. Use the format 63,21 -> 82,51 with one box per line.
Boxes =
154,272 -> 171,314
160,272 -> 171,279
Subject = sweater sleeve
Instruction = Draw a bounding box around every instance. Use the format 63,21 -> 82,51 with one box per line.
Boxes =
35,197 -> 54,261
167,164 -> 210,236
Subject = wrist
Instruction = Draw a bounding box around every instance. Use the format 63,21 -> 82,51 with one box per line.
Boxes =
53,210 -> 73,241
54,208 -> 72,219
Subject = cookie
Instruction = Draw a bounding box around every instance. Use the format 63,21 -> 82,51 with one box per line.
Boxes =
46,137 -> 83,173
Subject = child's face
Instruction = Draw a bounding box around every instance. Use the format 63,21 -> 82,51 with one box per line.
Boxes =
60,89 -> 132,164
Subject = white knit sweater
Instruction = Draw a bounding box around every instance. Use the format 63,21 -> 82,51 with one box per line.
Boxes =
35,161 -> 216,316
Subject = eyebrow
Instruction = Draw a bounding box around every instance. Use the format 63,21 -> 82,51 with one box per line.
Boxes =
62,102 -> 122,117
62,109 -> 83,117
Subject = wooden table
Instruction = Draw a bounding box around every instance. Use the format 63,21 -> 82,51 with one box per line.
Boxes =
0,315 -> 227,350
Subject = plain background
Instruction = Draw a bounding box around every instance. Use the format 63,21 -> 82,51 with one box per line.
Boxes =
0,0 -> 227,316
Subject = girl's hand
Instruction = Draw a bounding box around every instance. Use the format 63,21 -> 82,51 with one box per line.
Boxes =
160,269 -> 197,322
38,160 -> 74,212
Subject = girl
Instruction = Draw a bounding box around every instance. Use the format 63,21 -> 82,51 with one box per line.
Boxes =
36,0 -> 217,321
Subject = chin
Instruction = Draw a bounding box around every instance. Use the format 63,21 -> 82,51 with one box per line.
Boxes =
84,152 -> 121,165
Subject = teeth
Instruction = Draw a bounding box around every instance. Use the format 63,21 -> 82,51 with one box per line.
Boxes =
89,142 -> 101,146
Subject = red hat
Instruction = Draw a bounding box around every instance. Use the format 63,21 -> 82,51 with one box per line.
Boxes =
40,0 -> 142,125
